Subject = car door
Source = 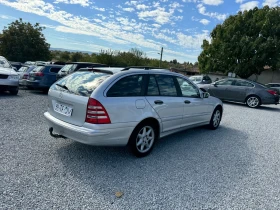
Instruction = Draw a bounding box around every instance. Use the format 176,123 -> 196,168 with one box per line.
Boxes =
226,80 -> 254,102
176,77 -> 213,127
145,74 -> 183,132
208,79 -> 235,100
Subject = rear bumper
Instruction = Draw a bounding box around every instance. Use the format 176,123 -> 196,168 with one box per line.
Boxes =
26,80 -> 49,89
19,79 -> 27,86
262,95 -> 280,105
44,112 -> 134,146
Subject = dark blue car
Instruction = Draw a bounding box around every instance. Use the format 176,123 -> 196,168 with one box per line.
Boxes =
26,64 -> 63,91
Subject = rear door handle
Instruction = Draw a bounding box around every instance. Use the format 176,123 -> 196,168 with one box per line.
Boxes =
184,100 -> 191,104
154,100 -> 163,105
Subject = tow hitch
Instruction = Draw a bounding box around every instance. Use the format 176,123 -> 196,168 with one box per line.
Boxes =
49,127 -> 67,139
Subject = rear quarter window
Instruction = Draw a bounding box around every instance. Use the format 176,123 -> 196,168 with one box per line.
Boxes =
107,75 -> 144,97
53,72 -> 110,97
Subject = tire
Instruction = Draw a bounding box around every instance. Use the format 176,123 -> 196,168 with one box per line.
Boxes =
246,95 -> 261,108
128,123 -> 157,157
209,107 -> 222,130
10,88 -> 18,95
42,88 -> 49,94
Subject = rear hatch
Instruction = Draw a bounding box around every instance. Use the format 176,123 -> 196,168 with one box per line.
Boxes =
48,71 -> 111,126
29,66 -> 45,81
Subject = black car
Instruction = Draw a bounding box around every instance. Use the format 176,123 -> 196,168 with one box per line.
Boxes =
56,62 -> 108,80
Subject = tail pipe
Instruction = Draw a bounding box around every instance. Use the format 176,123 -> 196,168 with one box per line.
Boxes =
49,127 -> 67,139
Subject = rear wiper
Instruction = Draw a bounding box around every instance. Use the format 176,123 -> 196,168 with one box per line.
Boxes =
56,83 -> 70,91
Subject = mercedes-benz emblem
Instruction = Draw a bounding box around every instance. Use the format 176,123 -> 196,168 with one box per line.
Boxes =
59,93 -> 63,98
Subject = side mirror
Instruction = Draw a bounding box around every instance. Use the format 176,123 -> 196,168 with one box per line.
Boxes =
202,92 -> 210,98
213,82 -> 218,87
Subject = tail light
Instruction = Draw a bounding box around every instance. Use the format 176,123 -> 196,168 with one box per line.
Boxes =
85,98 -> 111,124
35,72 -> 44,77
23,74 -> 28,79
267,90 -> 277,95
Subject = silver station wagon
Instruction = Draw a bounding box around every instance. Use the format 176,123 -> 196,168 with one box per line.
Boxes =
44,68 -> 223,157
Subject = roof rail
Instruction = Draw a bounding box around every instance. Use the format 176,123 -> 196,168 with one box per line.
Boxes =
121,66 -> 166,71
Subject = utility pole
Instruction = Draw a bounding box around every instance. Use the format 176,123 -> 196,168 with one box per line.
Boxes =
159,47 -> 163,68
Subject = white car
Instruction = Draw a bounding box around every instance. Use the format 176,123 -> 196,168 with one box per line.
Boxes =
0,56 -> 19,95
44,68 -> 223,157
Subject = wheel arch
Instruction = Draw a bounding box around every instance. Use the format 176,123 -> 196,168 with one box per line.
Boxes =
129,117 -> 161,142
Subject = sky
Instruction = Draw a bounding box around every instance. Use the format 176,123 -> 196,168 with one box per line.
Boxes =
0,0 -> 279,63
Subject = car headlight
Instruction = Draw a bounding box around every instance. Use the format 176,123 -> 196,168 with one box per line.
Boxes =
8,75 -> 19,80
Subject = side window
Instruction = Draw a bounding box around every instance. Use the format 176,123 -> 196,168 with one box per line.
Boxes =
147,76 -> 160,96
216,79 -> 234,86
154,75 -> 178,96
107,75 -> 144,97
50,68 -> 61,73
235,80 -> 254,87
176,77 -> 200,98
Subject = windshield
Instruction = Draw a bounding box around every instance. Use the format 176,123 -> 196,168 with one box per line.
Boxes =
53,71 -> 111,97
0,57 -> 11,68
59,64 -> 78,73
189,76 -> 202,82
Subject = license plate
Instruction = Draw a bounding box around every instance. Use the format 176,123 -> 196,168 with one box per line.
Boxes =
29,77 -> 34,81
54,102 -> 73,116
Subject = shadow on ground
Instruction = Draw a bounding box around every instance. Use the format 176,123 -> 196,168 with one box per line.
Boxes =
56,125 -> 251,206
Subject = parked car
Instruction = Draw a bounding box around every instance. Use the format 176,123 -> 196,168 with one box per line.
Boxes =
189,75 -> 212,84
56,62 -> 108,80
0,56 -> 19,95
198,78 -> 279,108
265,83 -> 280,94
17,65 -> 36,86
44,68 -> 223,157
26,64 -> 63,91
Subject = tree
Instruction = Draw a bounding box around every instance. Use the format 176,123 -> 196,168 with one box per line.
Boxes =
198,6 -> 280,78
60,51 -> 71,62
71,52 -> 83,62
0,18 -> 50,62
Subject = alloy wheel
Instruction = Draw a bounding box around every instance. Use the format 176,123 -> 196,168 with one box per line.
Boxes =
213,110 -> 221,128
136,126 -> 155,153
247,97 -> 259,108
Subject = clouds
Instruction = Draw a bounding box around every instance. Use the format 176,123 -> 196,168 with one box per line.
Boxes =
239,1 -> 259,11
197,4 -> 227,21
262,0 -> 280,7
53,0 -> 90,7
2,0 -> 274,62
202,0 -> 224,6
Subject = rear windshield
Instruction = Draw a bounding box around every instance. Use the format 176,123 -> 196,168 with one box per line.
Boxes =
32,66 -> 45,72
18,66 -> 29,72
53,72 -> 111,97
59,64 -> 77,73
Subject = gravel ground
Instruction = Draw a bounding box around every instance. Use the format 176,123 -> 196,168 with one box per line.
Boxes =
1,89 -> 280,210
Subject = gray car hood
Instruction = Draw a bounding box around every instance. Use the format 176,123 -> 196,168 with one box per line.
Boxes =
0,67 -> 17,76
